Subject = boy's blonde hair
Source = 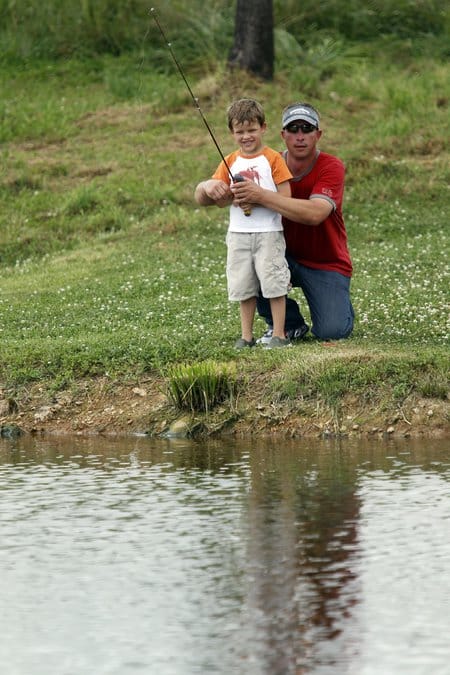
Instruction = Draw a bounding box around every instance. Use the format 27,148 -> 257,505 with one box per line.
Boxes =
227,98 -> 265,130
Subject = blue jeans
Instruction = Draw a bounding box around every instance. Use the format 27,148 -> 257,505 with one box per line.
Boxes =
256,256 -> 355,340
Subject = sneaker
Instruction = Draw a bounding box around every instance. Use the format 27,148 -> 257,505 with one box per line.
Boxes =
257,324 -> 309,344
286,324 -> 309,341
264,336 -> 291,349
234,337 -> 256,349
256,327 -> 273,345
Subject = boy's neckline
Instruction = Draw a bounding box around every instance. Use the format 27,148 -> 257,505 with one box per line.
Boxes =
238,145 -> 266,159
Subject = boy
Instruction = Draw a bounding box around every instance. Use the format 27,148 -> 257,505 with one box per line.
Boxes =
194,98 -> 293,349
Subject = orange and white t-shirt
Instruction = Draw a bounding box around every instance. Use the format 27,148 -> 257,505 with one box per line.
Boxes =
212,146 -> 292,233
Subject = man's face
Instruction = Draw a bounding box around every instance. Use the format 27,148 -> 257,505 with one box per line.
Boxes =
281,120 -> 322,159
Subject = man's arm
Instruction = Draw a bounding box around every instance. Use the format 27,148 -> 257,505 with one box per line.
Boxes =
194,179 -> 234,208
231,180 -> 332,225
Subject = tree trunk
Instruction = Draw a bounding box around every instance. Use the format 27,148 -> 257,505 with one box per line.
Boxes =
228,0 -> 274,81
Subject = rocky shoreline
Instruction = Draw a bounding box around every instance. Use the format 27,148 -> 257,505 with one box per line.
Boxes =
1,376 -> 449,440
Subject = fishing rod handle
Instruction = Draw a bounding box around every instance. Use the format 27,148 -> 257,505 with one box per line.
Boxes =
233,174 -> 252,217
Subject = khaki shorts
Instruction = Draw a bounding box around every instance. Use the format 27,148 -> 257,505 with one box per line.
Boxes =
226,230 -> 290,301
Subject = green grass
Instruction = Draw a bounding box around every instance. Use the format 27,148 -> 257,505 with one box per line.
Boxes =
0,32 -> 448,424
166,361 -> 237,412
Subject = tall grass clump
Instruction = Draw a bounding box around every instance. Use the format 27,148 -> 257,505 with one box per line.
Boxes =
166,361 -> 237,413
0,0 -> 235,64
274,0 -> 449,42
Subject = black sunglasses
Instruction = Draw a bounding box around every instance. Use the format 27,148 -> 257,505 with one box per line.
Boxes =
284,122 -> 317,134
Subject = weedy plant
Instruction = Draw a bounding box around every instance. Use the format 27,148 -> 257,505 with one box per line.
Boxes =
166,360 -> 237,413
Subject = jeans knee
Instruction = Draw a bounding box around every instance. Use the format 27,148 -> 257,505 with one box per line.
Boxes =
312,318 -> 354,341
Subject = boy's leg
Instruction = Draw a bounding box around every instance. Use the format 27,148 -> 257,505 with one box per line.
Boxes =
256,251 -> 308,334
239,297 -> 257,341
255,231 -> 294,336
269,295 -> 287,339
256,294 -> 308,332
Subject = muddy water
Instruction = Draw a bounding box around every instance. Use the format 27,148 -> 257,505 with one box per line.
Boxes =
0,435 -> 449,675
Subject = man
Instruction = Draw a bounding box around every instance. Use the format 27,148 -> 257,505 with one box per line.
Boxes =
195,102 -> 354,342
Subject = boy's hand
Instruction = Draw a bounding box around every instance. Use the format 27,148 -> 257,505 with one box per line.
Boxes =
204,179 -> 233,204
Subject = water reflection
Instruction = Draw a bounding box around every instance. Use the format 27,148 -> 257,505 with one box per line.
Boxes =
0,435 -> 448,675
237,445 -> 362,674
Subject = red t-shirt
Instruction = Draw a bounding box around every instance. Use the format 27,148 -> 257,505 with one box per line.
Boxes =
282,150 -> 352,277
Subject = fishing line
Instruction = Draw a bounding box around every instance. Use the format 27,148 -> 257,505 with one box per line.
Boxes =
150,6 -> 251,215
150,7 -> 235,181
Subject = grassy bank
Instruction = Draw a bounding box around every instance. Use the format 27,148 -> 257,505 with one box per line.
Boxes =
0,40 -> 449,436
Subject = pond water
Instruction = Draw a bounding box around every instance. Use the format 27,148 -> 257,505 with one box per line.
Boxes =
0,434 -> 449,675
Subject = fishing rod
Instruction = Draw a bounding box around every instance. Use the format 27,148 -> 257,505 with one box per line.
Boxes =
150,7 -> 251,214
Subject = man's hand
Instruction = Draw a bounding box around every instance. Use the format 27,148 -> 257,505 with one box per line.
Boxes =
230,177 -> 262,209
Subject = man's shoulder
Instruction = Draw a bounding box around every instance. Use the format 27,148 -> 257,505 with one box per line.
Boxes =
317,151 -> 345,170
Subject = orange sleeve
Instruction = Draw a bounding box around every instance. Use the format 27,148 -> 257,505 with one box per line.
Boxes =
264,147 -> 293,185
212,150 -> 240,184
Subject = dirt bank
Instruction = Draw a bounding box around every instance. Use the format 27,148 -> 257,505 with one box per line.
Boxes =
1,376 -> 449,439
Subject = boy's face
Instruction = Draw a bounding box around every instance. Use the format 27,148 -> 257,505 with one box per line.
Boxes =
230,119 -> 266,156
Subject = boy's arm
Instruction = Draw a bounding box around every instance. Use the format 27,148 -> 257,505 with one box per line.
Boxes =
194,179 -> 234,208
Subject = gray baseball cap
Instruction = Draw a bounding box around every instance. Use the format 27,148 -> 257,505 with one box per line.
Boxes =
282,104 -> 320,129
